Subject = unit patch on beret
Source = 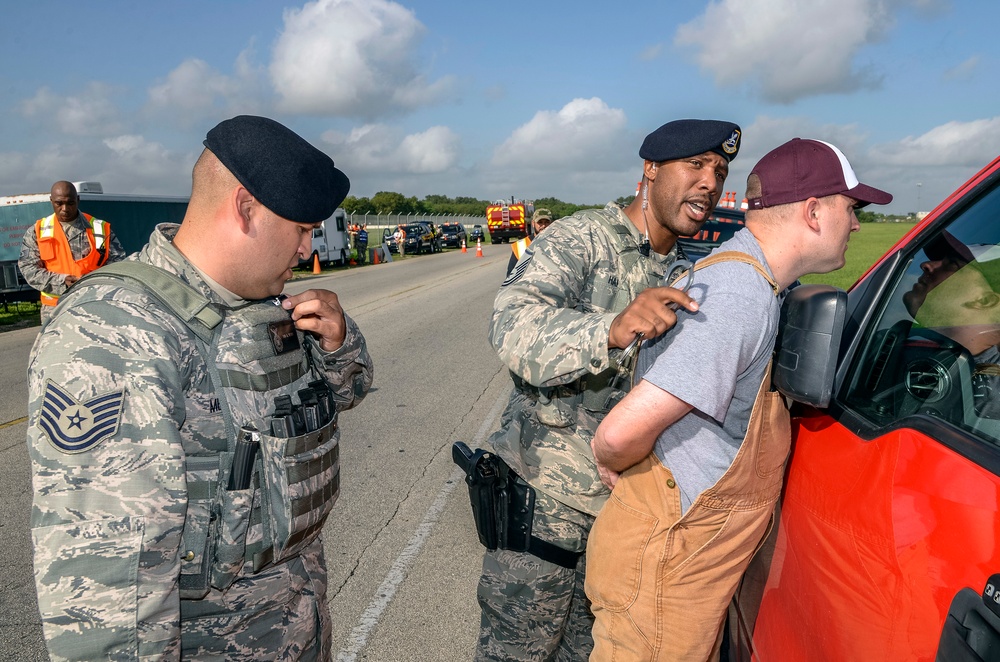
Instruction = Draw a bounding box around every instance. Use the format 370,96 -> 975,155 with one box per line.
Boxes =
722,129 -> 741,155
39,380 -> 124,454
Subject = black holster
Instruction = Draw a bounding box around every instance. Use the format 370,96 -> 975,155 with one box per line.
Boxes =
452,442 -> 583,569
452,441 -> 533,552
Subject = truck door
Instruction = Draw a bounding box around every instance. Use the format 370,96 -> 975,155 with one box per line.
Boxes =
741,162 -> 1000,662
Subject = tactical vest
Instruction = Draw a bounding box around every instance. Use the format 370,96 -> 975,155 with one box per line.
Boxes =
36,213 -> 110,306
80,261 -> 341,600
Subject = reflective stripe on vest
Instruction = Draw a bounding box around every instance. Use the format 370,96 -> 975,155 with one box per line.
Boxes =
511,236 -> 531,260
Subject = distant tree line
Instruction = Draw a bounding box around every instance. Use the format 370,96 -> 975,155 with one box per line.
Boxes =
340,192 -> 910,223
340,192 -> 629,219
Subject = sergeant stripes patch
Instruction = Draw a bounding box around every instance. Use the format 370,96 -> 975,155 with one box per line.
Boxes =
39,380 -> 124,453
501,251 -> 534,287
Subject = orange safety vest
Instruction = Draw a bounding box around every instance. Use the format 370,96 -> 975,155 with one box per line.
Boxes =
35,213 -> 111,306
511,236 -> 531,260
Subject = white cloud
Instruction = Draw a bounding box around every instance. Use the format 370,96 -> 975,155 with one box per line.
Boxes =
146,52 -> 266,123
491,98 -> 629,170
943,55 -> 980,81
638,44 -> 663,61
321,123 -> 461,174
675,0 -> 894,103
18,83 -> 126,136
876,118 -> 1000,167
270,0 -> 454,117
95,135 -> 196,194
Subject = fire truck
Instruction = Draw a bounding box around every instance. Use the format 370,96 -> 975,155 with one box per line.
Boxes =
485,198 -> 533,243
728,154 -> 1000,661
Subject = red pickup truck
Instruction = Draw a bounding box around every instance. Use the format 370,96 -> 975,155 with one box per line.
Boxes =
729,155 -> 1000,661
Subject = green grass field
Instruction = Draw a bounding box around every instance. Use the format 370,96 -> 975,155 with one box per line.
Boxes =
799,222 -> 916,290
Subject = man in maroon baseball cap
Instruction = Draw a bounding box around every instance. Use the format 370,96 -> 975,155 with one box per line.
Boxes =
587,137 -> 892,660
746,137 -> 892,209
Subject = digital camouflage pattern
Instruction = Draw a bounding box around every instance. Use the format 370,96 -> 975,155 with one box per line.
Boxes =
489,202 -> 678,516
27,224 -> 373,661
476,491 -> 595,662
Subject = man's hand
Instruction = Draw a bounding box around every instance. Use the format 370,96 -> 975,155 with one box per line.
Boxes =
282,289 -> 346,352
64,275 -> 79,288
608,286 -> 698,349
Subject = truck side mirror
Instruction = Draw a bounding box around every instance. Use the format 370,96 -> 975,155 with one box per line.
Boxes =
773,284 -> 849,408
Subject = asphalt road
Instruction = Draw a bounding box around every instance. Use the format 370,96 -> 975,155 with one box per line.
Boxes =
0,245 -> 514,660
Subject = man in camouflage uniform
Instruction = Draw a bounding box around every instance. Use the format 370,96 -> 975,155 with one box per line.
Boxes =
18,180 -> 126,325
477,119 -> 742,660
27,115 -> 373,660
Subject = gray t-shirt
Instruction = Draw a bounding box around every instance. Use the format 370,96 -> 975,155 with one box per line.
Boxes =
637,229 -> 783,512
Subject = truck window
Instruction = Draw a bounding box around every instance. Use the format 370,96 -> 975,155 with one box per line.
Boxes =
314,228 -> 324,238
842,182 -> 1000,445
336,215 -> 345,232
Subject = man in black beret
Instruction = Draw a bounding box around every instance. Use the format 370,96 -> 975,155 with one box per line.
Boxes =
27,115 -> 373,660
474,118 -> 740,660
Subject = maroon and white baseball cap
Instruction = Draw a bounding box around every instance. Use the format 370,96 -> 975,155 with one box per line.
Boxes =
746,138 -> 892,210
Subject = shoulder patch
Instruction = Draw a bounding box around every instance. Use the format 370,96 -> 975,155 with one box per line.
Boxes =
39,380 -> 125,453
502,251 -> 534,287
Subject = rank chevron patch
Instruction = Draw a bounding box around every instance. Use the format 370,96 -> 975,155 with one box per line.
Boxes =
39,380 -> 125,453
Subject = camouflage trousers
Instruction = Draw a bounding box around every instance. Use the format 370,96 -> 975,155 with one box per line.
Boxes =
179,539 -> 332,660
475,490 -> 596,662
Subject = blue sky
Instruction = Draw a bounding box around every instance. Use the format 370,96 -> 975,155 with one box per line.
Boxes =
1,0 -> 997,215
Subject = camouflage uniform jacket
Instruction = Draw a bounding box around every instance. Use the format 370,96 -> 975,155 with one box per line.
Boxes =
489,202 -> 678,516
27,224 -> 373,661
18,212 -> 126,296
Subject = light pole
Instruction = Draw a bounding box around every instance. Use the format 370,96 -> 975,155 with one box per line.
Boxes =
916,182 -> 922,213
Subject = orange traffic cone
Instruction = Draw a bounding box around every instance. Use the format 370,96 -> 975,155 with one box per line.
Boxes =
312,253 -> 321,274
475,239 -> 483,258
740,197 -> 749,211
373,249 -> 380,265
461,239 -> 467,253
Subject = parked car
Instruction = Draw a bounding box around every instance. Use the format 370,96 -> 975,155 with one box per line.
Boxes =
676,207 -> 745,259
388,223 -> 435,255
439,222 -> 468,249
470,224 -> 486,244
728,154 -> 1000,661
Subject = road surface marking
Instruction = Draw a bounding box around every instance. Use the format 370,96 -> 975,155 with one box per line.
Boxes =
337,389 -> 508,661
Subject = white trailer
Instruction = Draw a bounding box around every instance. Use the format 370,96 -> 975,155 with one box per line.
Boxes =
300,208 -> 350,267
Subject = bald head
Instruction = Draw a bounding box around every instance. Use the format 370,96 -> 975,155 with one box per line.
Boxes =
49,181 -> 80,224
50,181 -> 77,198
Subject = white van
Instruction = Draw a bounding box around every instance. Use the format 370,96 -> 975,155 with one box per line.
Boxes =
300,208 -> 350,268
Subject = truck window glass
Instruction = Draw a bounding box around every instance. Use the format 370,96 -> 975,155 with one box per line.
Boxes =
842,182 -> 1000,445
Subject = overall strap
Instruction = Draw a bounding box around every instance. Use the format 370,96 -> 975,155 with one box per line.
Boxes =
676,250 -> 780,296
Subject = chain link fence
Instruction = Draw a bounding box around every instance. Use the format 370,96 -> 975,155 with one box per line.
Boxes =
346,212 -> 486,240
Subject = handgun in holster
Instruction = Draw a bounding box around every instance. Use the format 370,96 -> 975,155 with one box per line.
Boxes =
452,441 -> 534,552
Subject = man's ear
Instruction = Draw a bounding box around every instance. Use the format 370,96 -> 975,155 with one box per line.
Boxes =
234,187 -> 254,233
644,160 -> 658,181
803,197 -> 822,232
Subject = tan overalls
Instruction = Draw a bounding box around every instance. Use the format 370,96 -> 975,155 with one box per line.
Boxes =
585,255 -> 790,662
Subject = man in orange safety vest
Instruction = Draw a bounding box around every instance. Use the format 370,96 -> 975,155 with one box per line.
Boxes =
18,181 -> 125,325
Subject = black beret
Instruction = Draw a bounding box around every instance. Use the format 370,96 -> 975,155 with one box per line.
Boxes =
639,119 -> 742,163
204,115 -> 350,224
